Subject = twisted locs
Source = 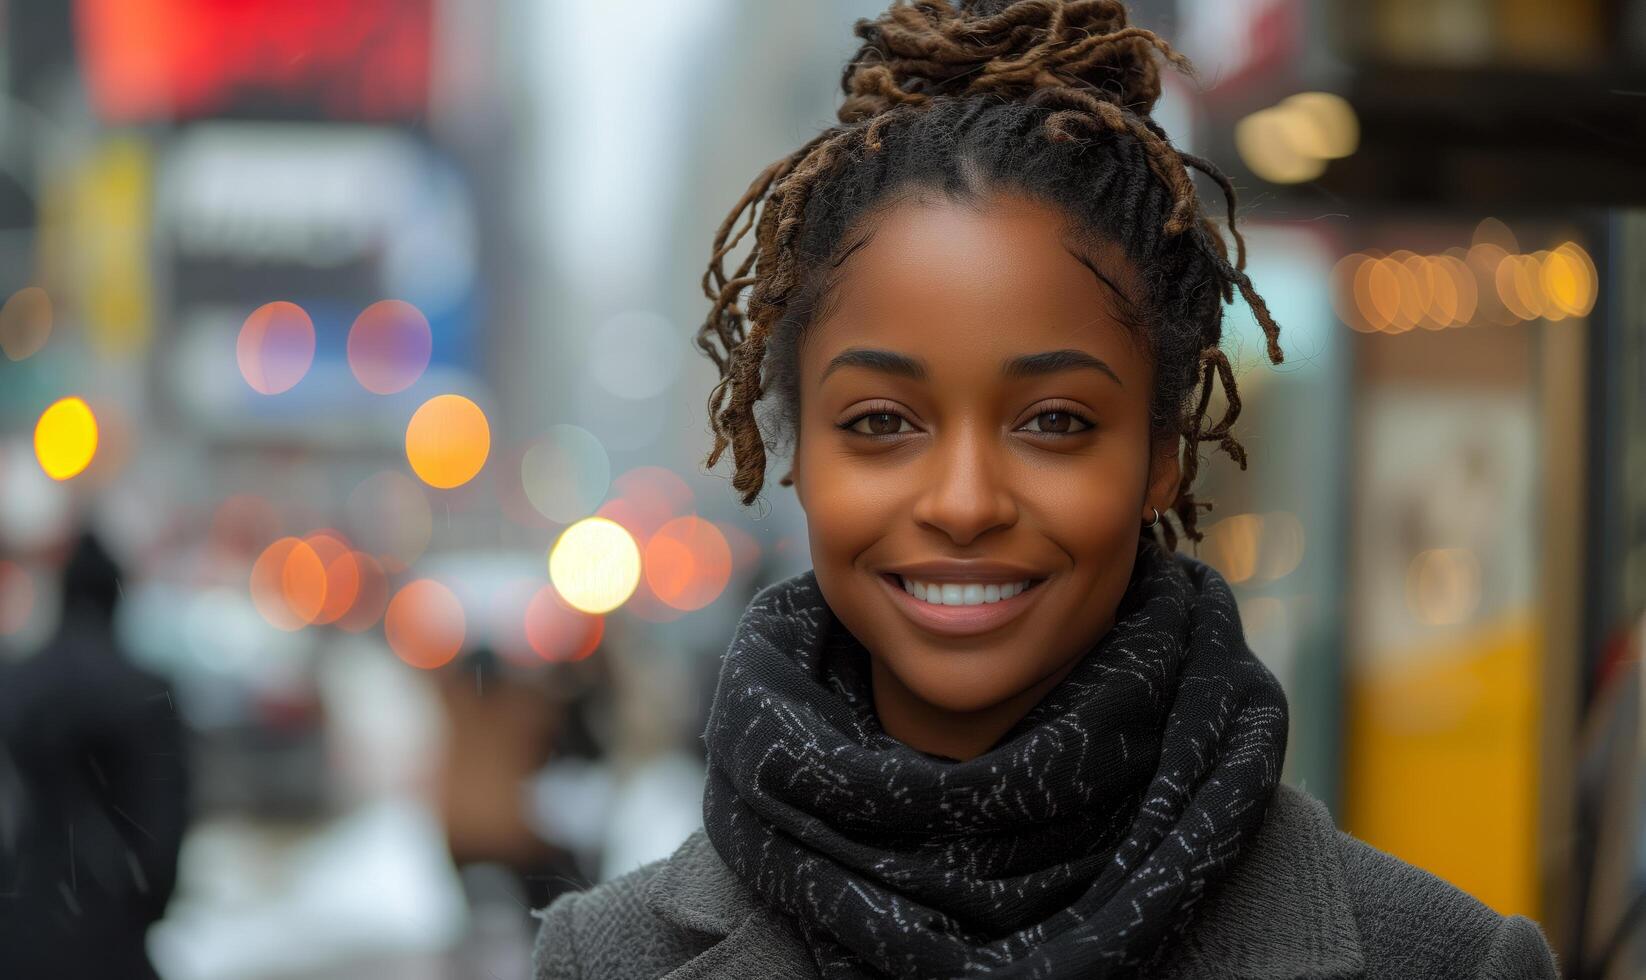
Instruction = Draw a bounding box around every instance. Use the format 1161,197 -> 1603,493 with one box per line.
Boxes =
696,0 -> 1288,553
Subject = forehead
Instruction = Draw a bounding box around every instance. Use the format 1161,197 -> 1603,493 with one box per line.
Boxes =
801,192 -> 1146,375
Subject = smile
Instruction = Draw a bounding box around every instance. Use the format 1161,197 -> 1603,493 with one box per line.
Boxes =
878,572 -> 1048,637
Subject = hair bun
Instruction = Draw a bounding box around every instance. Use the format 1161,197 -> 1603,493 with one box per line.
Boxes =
839,0 -> 1192,125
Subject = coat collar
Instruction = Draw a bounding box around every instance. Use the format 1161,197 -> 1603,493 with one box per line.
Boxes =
644,783 -> 1365,979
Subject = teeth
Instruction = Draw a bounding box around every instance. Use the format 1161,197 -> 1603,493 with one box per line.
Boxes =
900,577 -> 1033,606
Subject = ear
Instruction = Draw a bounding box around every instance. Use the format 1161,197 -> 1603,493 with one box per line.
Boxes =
1144,432 -> 1181,518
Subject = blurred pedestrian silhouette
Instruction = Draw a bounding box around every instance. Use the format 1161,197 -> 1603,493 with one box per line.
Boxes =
0,531 -> 189,979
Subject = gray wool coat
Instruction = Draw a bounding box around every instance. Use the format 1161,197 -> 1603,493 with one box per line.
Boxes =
531,782 -> 1560,979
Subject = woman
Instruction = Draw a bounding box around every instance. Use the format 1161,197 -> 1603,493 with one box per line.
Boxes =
533,1 -> 1561,976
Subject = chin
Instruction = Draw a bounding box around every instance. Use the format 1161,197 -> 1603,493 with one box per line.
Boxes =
882,649 -> 1050,716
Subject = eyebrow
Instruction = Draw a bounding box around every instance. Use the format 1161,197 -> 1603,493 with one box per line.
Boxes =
821,347 -> 1122,387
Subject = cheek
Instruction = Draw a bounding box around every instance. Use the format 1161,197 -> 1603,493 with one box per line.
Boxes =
1025,451 -> 1148,551
795,420 -> 891,565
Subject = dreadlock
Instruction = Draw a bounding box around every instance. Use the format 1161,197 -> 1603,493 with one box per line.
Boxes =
695,0 -> 1284,553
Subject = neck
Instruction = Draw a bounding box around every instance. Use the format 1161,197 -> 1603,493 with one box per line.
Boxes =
869,654 -> 1084,761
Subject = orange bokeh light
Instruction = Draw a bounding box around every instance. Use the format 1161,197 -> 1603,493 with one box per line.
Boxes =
303,532 -> 361,626
335,552 -> 389,633
1331,254 -> 1371,332
598,466 -> 694,545
250,537 -> 325,631
1363,256 -> 1403,332
524,585 -> 605,663
405,394 -> 491,489
385,579 -> 465,669
645,516 -> 733,611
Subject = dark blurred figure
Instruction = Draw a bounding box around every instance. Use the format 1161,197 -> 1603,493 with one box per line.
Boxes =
0,531 -> 189,979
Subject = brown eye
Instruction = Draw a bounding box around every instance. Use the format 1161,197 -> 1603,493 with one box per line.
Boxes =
1020,409 -> 1094,435
849,411 -> 915,434
843,411 -> 912,437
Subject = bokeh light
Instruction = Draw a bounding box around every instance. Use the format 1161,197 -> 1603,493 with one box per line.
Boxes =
0,286 -> 53,361
405,393 -> 491,489
1466,243 -> 1519,326
346,470 -> 432,573
645,516 -> 733,611
521,424 -> 611,523
1235,106 -> 1327,185
1254,511 -> 1306,582
1202,513 -> 1263,584
1276,91 -> 1359,160
1472,216 -> 1520,254
1541,242 -> 1597,318
595,466 -> 695,546
524,585 -> 605,663
1364,255 -> 1403,331
303,532 -> 361,626
236,301 -> 316,395
1389,251 -> 1426,331
548,516 -> 641,614
1334,235 -> 1592,335
250,536 -> 326,631
347,299 -> 433,394
1331,253 -> 1372,332
34,396 -> 99,481
335,552 -> 389,633
384,579 -> 465,669
1439,252 -> 1479,326
1495,252 -> 1540,321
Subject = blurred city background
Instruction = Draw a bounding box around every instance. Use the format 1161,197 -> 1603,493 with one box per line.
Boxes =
0,0 -> 1640,977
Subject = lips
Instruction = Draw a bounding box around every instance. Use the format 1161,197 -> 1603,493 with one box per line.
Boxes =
878,571 -> 1049,637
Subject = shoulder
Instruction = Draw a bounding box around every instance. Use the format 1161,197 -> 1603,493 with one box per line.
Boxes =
530,832 -> 724,980
1328,816 -> 1560,980
1170,783 -> 1557,979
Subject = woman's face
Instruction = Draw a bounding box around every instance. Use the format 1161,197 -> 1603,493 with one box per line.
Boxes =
791,189 -> 1180,759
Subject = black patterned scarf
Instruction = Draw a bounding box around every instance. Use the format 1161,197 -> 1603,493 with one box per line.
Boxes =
700,538 -> 1290,979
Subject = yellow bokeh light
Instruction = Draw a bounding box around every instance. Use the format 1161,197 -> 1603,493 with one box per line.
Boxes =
1234,107 -> 1327,185
405,394 -> 491,489
1541,242 -> 1596,318
549,516 -> 641,614
1203,513 -> 1263,584
1277,91 -> 1359,160
34,396 -> 99,481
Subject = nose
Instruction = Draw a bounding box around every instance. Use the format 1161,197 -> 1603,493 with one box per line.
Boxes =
910,422 -> 1019,546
